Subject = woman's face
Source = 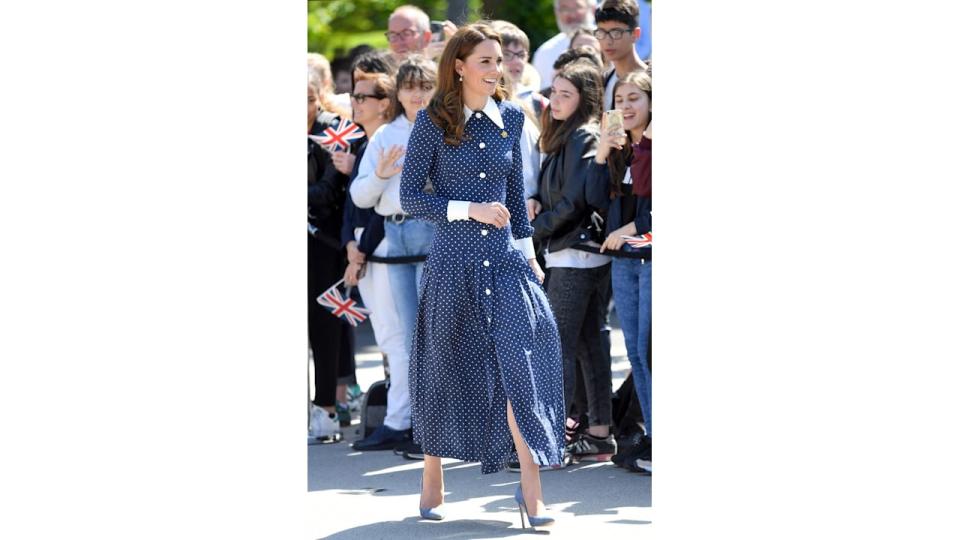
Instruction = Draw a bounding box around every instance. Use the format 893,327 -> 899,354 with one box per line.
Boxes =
570,33 -> 601,54
614,82 -> 651,132
549,76 -> 581,121
397,77 -> 435,119
502,42 -> 528,86
308,84 -> 318,129
457,39 -> 503,98
351,79 -> 389,127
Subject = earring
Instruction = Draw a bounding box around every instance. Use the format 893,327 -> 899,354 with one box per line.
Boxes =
459,74 -> 463,82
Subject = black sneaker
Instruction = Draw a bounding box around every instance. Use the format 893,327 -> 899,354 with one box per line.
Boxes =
507,449 -> 572,472
625,456 -> 652,475
613,433 -> 651,466
393,440 -> 424,460
567,433 -> 618,462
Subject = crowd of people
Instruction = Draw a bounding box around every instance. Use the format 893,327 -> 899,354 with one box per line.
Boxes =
308,0 -> 653,496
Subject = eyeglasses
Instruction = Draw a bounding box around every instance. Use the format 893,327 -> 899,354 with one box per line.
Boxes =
503,49 -> 528,62
384,28 -> 420,42
593,28 -> 631,40
351,93 -> 385,103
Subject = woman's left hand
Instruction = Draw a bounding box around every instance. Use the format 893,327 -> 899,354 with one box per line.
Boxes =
600,223 -> 637,253
528,258 -> 545,284
331,151 -> 355,175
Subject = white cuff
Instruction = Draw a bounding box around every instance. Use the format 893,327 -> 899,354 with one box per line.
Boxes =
446,200 -> 472,221
512,236 -> 536,260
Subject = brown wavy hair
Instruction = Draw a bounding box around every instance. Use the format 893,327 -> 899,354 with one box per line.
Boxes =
607,70 -> 652,197
427,22 -> 509,145
538,60 -> 603,155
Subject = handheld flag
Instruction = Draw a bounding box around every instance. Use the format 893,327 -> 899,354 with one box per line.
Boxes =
621,232 -> 652,249
316,278 -> 370,327
309,118 -> 365,152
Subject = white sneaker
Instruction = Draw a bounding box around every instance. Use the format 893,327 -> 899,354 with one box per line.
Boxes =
309,404 -> 341,443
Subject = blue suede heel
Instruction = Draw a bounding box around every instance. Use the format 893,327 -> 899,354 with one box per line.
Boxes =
419,476 -> 445,521
514,485 -> 555,529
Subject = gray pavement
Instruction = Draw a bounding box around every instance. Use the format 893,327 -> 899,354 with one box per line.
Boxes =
308,318 -> 651,539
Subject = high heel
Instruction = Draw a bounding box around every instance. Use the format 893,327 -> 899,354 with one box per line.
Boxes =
514,485 -> 555,530
418,475 -> 446,521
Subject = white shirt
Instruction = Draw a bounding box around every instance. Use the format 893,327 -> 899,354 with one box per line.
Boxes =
604,71 -> 619,112
349,115 -> 414,217
531,32 -> 570,93
446,97 -> 536,260
544,245 -> 610,269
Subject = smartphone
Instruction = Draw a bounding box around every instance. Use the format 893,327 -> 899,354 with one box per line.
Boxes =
430,21 -> 445,42
603,109 -> 624,134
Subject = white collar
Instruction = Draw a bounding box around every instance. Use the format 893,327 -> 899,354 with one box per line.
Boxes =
463,96 -> 504,129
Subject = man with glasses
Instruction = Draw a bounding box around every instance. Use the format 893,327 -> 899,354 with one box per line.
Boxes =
384,5 -> 432,61
532,0 -> 598,92
595,0 -> 649,110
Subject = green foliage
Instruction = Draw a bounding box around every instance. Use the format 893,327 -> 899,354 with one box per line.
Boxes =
308,0 -> 561,59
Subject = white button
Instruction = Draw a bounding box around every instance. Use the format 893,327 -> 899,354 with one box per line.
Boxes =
481,230 -> 488,236
487,317 -> 492,323
483,260 -> 490,267
475,112 -> 482,118
479,172 -> 486,178
479,142 -> 486,149
485,288 -> 491,295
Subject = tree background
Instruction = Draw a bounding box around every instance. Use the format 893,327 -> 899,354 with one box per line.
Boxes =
307,0 -> 558,60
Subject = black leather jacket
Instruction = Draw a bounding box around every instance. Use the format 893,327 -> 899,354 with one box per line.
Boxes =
308,111 -> 350,248
530,124 -> 600,253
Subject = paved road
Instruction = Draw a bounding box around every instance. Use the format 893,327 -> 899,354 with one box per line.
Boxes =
307,317 -> 651,539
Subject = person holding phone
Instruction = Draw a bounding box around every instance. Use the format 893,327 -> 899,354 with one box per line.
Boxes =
587,69 -> 652,466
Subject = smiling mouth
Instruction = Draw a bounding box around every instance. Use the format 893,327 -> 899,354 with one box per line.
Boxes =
483,78 -> 498,84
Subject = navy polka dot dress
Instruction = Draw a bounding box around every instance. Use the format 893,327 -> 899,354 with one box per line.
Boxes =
400,101 -> 565,474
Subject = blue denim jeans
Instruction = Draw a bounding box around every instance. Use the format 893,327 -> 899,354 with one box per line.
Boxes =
384,217 -> 435,354
611,256 -> 652,437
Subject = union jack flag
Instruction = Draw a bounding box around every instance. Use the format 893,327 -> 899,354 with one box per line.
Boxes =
316,278 -> 370,327
621,232 -> 652,249
308,118 -> 365,152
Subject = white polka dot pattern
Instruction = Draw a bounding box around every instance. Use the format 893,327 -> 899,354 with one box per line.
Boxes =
399,102 -> 565,474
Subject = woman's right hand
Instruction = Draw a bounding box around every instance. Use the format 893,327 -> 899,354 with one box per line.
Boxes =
375,145 -> 405,179
596,112 -> 626,164
343,261 -> 364,287
469,202 -> 511,229
525,198 -> 542,221
346,241 -> 365,265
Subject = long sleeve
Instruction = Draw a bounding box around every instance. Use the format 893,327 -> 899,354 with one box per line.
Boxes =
349,131 -> 390,210
585,159 -> 612,212
340,190 -> 359,247
340,142 -> 368,247
399,109 -> 453,223
634,195 -> 652,236
307,145 -> 344,223
530,128 -> 598,244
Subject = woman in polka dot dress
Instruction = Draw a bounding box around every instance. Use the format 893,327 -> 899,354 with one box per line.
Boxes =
400,24 -> 564,527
